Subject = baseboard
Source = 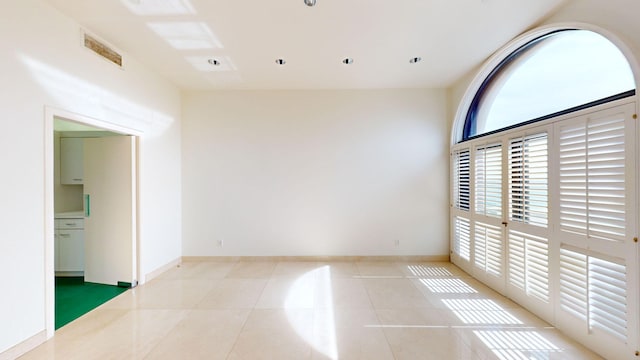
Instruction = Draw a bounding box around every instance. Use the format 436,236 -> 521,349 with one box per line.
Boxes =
143,257 -> 181,284
0,330 -> 46,360
182,255 -> 450,262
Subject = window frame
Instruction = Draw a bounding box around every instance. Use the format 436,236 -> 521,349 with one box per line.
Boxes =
461,29 -> 636,142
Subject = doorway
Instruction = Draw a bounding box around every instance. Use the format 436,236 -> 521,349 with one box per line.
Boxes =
44,108 -> 140,336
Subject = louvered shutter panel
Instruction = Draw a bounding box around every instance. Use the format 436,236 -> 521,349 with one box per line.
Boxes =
508,231 -> 526,291
558,123 -> 587,235
475,222 -> 487,270
475,144 -> 502,218
509,133 -> 548,227
559,247 -> 588,321
508,230 -> 549,303
525,235 -> 549,303
486,226 -> 502,277
474,221 -> 502,277
587,117 -> 626,241
475,148 -> 486,214
559,247 -> 628,342
454,216 -> 471,261
453,149 -> 470,211
589,256 -> 627,342
558,115 -> 626,242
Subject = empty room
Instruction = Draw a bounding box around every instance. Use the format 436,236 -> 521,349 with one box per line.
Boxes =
1,0 -> 639,359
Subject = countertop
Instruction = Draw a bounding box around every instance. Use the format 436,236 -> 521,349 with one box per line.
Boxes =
55,211 -> 84,219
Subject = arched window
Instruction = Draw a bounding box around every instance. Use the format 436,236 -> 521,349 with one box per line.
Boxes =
462,29 -> 635,141
451,27 -> 639,360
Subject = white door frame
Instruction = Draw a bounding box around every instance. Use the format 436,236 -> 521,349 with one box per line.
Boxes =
44,106 -> 142,339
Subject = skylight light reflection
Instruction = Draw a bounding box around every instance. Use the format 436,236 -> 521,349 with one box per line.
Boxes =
147,22 -> 223,50
442,299 -> 523,325
122,0 -> 196,16
407,265 -> 453,277
474,330 -> 560,360
419,278 -> 478,294
285,266 -> 337,359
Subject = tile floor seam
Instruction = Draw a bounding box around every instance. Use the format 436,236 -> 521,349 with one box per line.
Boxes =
360,263 -> 398,360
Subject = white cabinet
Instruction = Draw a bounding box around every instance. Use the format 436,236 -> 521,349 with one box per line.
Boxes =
60,137 -> 84,185
55,216 -> 84,275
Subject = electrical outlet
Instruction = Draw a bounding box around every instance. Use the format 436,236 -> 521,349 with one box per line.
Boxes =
218,239 -> 224,247
394,240 -> 400,247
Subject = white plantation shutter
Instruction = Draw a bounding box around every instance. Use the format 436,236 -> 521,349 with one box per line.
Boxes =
558,247 -> 628,342
474,221 -> 502,277
557,122 -> 587,235
559,247 -> 588,321
589,256 -> 627,342
475,222 -> 486,270
453,149 -> 470,211
475,144 -> 502,218
454,216 -> 471,261
508,232 -> 525,290
508,133 -> 548,227
451,100 -> 637,360
587,117 -> 626,241
508,230 -> 549,303
558,114 -> 626,242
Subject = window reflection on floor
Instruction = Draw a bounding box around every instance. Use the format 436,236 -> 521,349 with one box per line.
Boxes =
474,330 -> 560,360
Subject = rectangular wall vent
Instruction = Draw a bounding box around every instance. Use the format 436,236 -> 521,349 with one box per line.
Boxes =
83,32 -> 122,67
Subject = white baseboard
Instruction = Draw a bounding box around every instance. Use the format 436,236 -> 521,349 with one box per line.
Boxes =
182,255 -> 450,262
143,257 -> 181,284
0,330 -> 46,360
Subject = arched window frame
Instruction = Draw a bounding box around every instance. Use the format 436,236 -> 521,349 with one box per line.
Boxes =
451,23 -> 640,145
463,29 -> 568,140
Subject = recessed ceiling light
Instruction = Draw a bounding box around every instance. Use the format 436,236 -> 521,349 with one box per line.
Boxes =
276,58 -> 286,65
304,0 -> 316,6
410,57 -> 422,64
208,58 -> 220,66
342,58 -> 354,65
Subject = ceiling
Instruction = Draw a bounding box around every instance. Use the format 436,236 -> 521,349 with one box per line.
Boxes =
43,0 -> 568,90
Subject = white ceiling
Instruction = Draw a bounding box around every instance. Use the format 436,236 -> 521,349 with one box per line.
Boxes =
43,0 -> 568,90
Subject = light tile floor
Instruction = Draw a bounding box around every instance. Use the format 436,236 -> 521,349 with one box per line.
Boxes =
21,260 -> 603,359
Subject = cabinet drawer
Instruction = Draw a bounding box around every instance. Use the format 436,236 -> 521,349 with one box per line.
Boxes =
56,229 -> 84,272
56,218 -> 84,229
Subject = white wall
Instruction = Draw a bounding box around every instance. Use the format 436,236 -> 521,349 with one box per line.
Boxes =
0,0 -> 181,355
182,89 -> 449,257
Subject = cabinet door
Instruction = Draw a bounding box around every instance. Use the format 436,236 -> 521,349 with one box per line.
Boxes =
57,229 -> 84,271
84,136 -> 135,285
60,137 -> 84,185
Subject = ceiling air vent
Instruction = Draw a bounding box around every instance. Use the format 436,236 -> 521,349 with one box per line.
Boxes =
83,32 -> 122,67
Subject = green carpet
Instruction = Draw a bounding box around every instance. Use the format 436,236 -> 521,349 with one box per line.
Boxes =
55,277 -> 128,329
